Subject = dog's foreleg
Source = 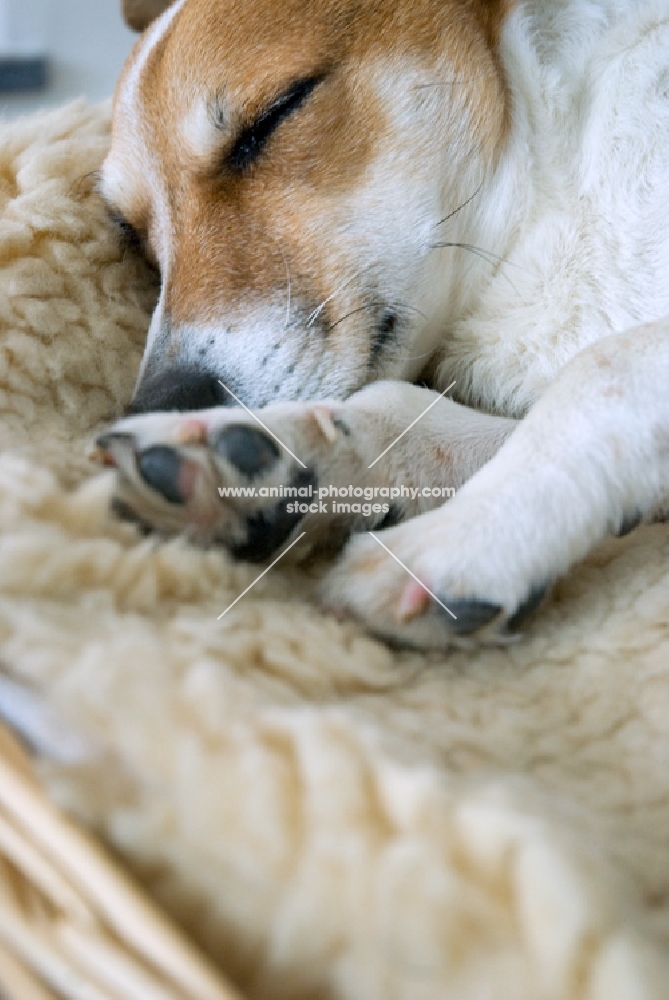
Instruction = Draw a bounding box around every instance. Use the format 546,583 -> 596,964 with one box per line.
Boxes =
322,319 -> 669,647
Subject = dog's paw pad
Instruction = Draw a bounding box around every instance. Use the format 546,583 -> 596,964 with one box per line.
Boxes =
137,445 -> 188,505
213,425 -> 280,479
230,467 -> 316,562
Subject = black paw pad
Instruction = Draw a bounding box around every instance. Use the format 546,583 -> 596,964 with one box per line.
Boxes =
376,504 -> 404,529
214,425 -> 280,479
506,584 -> 548,632
440,599 -> 503,636
137,446 -> 186,505
229,468 -> 317,562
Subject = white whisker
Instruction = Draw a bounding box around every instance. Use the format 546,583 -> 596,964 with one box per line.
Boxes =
307,266 -> 370,328
280,248 -> 292,329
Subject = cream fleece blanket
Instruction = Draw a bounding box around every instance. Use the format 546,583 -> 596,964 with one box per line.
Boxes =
1,100 -> 669,1000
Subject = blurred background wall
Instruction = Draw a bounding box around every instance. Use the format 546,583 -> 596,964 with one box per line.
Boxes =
0,0 -> 136,119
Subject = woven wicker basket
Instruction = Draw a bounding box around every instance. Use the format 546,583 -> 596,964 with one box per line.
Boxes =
0,725 -> 242,1000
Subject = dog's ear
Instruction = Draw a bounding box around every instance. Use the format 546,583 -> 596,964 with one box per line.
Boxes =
122,0 -> 174,32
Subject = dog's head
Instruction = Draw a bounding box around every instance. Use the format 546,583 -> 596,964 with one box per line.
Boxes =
103,0 -> 508,411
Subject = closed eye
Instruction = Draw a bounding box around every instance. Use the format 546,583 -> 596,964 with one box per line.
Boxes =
107,209 -> 159,272
228,75 -> 324,172
109,210 -> 143,253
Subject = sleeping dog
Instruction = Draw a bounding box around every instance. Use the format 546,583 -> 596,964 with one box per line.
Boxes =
98,0 -> 669,648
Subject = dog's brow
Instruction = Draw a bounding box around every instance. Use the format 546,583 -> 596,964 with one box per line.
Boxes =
209,75 -> 322,132
181,96 -> 231,164
209,93 -> 227,131
182,73 -> 325,172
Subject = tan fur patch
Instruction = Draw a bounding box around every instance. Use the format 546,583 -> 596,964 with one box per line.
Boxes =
104,0 -> 512,399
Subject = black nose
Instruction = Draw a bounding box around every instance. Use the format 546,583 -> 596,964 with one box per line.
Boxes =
129,371 -> 234,413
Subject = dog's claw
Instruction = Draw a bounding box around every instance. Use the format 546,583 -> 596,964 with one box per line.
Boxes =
616,510 -> 642,537
96,430 -> 133,454
439,598 -> 503,635
396,580 -> 431,622
505,584 -> 549,632
95,431 -> 137,472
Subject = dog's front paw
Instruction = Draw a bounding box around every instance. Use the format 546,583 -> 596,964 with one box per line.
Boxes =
320,503 -> 551,649
96,402 -> 360,561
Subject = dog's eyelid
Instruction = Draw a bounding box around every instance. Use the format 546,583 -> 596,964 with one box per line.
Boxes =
109,208 -> 137,234
227,74 -> 326,172
108,208 -> 147,254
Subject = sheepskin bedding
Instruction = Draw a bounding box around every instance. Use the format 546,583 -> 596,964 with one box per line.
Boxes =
2,100 -> 669,1000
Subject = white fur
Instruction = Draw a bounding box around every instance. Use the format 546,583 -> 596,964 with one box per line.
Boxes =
439,0 -> 669,416
180,99 -> 222,164
324,320 -> 669,646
